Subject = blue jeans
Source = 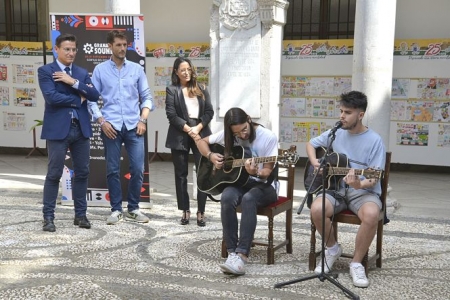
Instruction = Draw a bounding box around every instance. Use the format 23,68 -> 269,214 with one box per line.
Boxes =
101,123 -> 144,212
221,181 -> 277,256
43,122 -> 90,219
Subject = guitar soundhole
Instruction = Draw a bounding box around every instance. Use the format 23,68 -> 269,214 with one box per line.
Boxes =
223,158 -> 234,173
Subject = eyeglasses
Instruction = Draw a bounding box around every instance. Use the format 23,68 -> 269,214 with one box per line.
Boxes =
61,47 -> 78,53
178,68 -> 192,74
232,122 -> 249,137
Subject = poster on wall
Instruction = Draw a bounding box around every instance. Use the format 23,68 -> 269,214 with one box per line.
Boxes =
0,41 -> 45,147
50,13 -> 150,207
396,123 -> 429,146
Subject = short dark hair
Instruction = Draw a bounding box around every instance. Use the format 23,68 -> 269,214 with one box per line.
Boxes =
106,30 -> 127,44
55,33 -> 77,47
340,91 -> 368,112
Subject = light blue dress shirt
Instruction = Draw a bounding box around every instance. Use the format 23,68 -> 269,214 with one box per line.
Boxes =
88,58 -> 154,130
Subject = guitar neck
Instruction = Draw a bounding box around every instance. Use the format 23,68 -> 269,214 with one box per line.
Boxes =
328,167 -> 382,178
233,156 -> 277,168
328,167 -> 365,176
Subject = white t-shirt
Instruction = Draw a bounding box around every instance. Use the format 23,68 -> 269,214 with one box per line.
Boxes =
208,125 -> 279,187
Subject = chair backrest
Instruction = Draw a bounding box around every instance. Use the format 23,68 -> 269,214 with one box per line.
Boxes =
380,152 -> 392,223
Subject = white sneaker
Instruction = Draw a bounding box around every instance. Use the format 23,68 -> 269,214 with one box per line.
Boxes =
314,244 -> 343,274
107,211 -> 123,225
219,253 -> 246,275
350,264 -> 369,288
125,209 -> 150,223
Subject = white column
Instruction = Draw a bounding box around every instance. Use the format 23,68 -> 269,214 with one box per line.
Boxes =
258,0 -> 289,136
352,0 -> 397,207
105,0 -> 140,14
352,0 -> 396,145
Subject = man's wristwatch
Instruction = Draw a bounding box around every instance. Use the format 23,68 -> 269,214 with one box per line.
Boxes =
139,118 -> 147,124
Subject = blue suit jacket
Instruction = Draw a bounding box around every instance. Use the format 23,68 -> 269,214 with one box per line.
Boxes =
38,61 -> 100,140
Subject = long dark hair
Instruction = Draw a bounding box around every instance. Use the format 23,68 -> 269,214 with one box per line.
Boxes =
171,57 -> 204,99
223,107 -> 257,158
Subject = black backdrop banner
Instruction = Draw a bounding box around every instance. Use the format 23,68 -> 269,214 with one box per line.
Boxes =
50,14 -> 151,207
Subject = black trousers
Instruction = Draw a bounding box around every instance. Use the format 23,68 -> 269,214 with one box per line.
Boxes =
171,133 -> 207,213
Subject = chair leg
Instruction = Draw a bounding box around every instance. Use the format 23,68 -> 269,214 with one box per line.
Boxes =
286,208 -> 293,254
309,222 -> 317,271
376,220 -> 383,268
266,216 -> 275,265
221,239 -> 228,258
362,252 -> 369,276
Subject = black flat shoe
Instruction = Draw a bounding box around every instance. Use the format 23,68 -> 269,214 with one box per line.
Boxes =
43,218 -> 56,232
197,211 -> 206,227
74,216 -> 91,229
180,210 -> 190,225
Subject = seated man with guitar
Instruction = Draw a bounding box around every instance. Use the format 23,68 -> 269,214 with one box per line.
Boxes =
306,91 -> 386,288
196,107 -> 278,275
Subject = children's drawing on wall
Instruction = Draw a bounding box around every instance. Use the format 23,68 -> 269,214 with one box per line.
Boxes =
154,66 -> 172,87
391,100 -> 408,120
306,77 -> 334,97
153,90 -> 166,109
281,76 -> 307,97
3,111 -> 26,131
0,64 -> 7,82
396,123 -> 429,146
437,124 -> 450,147
311,98 -> 337,118
279,120 -> 293,143
417,78 -> 450,99
195,67 -> 209,86
434,102 -> 450,122
0,86 -> 9,106
13,87 -> 36,107
334,77 -> 352,95
281,97 -> 307,117
392,78 -> 410,98
407,101 -> 434,122
12,64 -> 35,84
292,122 -> 309,143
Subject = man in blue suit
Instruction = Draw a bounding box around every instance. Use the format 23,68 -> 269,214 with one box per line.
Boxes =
38,33 -> 100,232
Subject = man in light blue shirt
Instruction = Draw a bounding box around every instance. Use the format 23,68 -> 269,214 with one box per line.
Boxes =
89,30 -> 154,225
306,91 -> 386,288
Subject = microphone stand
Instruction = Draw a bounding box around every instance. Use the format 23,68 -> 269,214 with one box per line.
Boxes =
274,130 -> 359,300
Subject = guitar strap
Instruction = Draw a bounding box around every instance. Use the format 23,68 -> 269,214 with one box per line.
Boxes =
265,162 -> 278,185
347,158 -> 368,167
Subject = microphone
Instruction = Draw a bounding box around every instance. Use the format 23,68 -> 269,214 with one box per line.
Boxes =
328,121 -> 343,137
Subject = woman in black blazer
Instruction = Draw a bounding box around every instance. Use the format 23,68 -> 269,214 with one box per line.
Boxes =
165,57 -> 214,226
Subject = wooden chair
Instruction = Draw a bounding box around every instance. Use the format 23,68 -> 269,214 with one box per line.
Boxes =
221,146 -> 297,265
308,152 -> 392,275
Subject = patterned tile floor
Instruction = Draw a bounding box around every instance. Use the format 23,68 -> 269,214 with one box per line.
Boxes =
0,155 -> 449,299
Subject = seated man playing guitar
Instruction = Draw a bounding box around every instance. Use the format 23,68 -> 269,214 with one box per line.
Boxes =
306,91 -> 386,288
196,107 -> 278,275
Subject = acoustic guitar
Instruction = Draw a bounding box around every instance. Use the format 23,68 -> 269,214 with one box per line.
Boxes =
304,147 -> 383,194
197,144 -> 299,196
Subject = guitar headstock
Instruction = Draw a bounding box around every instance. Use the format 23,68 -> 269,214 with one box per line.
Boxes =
364,168 -> 384,179
278,145 -> 300,166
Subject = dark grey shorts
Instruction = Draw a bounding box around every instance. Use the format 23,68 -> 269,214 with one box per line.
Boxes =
317,187 -> 382,215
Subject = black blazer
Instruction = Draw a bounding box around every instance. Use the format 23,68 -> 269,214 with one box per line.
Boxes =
165,84 -> 214,151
